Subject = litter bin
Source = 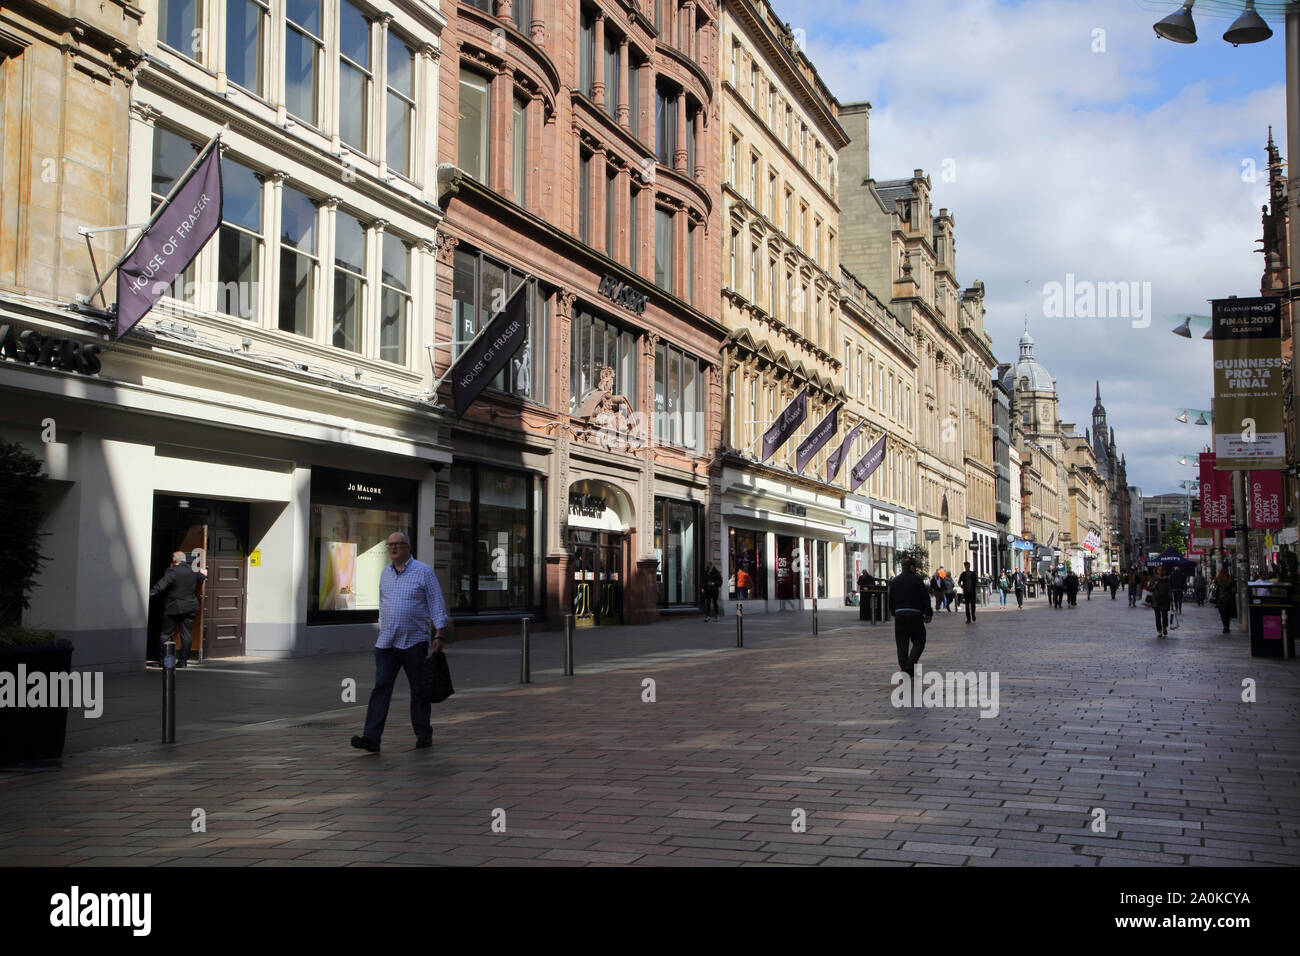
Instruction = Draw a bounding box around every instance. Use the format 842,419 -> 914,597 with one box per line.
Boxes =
1248,581 -> 1295,659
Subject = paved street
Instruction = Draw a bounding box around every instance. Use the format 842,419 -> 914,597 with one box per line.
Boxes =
2,594 -> 1298,867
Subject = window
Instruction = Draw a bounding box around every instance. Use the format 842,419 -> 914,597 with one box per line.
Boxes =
843,341 -> 850,389
606,168 -> 618,256
785,104 -> 792,148
784,189 -> 793,236
333,213 -> 365,352
769,258 -> 779,315
228,0 -> 268,95
448,462 -> 540,614
656,83 -> 676,165
216,158 -> 262,319
655,497 -> 700,605
686,223 -> 695,306
512,0 -> 531,34
159,0 -> 202,60
578,151 -> 591,244
386,33 -> 415,177
729,527 -> 765,599
285,0 -> 322,125
604,31 -> 620,119
570,310 -> 637,410
452,247 -> 548,404
768,89 -> 777,128
750,244 -> 759,300
798,203 -> 806,249
655,342 -> 702,450
814,218 -> 822,265
768,172 -> 777,221
458,70 -> 490,181
629,186 -> 639,270
278,185 -> 317,336
579,7 -> 595,97
627,54 -> 641,137
729,229 -> 740,290
800,124 -> 807,164
308,466 -> 416,622
508,97 -> 529,201
729,134 -> 739,187
685,103 -> 697,173
379,232 -> 409,365
731,39 -> 740,89
337,1 -> 370,149
151,127 -> 201,303
750,63 -> 758,107
749,153 -> 758,205
655,207 -> 674,292
828,230 -> 836,269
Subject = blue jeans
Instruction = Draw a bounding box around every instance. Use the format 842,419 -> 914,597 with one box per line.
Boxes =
363,644 -> 432,743
999,589 -> 1007,605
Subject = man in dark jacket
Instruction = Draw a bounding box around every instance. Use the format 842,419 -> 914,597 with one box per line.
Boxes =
151,551 -> 205,666
1064,570 -> 1079,607
888,557 -> 933,677
958,562 -> 979,623
702,562 -> 723,621
857,568 -> 876,621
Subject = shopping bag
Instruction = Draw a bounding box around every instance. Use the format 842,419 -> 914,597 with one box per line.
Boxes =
418,649 -> 455,704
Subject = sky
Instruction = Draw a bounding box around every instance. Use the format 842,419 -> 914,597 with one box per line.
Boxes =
770,0 -> 1290,496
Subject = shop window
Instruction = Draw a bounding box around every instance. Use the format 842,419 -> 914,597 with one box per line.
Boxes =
654,497 -> 699,605
285,0 -> 323,125
654,341 -> 701,451
332,212 -> 366,352
570,310 -> 636,411
728,528 -> 765,600
448,462 -> 539,614
458,69 -> 491,182
308,466 -> 417,623
278,185 -> 318,336
229,0 -> 268,95
159,0 -> 203,61
452,246 -> 548,404
776,535 -> 799,601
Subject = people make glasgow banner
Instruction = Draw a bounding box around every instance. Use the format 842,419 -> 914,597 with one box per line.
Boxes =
762,388 -> 807,461
795,405 -> 839,473
850,434 -> 886,492
825,421 -> 862,484
115,138 -> 223,340
449,284 -> 529,417
1199,452 -> 1232,528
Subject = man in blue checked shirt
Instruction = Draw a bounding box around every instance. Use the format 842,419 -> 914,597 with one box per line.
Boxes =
351,532 -> 448,753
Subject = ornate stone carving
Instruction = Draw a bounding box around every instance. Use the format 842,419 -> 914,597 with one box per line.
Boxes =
434,233 -> 459,265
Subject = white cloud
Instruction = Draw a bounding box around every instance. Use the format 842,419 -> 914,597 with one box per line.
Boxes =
777,0 -> 1287,493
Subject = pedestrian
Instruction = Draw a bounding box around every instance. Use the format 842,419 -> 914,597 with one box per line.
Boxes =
702,561 -> 723,621
1109,569 -> 1119,600
735,566 -> 752,600
1127,567 -> 1139,607
1013,569 -> 1026,609
351,532 -> 448,754
1065,569 -> 1079,607
958,561 -> 979,623
857,567 -> 876,621
887,556 -> 933,678
1084,573 -> 1094,601
150,551 -> 206,667
1151,564 -> 1173,638
1193,566 -> 1207,606
941,567 -> 956,612
1050,567 -> 1064,609
1214,567 -> 1236,634
998,571 -> 1010,607
1171,564 -> 1186,616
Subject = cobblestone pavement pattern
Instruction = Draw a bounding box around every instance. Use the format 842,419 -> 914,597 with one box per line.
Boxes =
2,595 -> 1298,866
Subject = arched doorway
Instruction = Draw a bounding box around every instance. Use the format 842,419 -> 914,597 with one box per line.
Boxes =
567,479 -> 634,626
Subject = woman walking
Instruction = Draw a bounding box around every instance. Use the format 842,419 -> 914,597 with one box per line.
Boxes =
1214,567 -> 1236,634
1151,565 -> 1173,638
998,571 -> 1010,607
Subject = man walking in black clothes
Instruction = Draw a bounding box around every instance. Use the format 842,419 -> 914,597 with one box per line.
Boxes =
958,561 -> 978,623
151,551 -> 206,666
702,562 -> 723,621
888,557 -> 932,677
1065,569 -> 1079,607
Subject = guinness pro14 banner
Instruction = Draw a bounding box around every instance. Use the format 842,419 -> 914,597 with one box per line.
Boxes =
1211,296 -> 1285,469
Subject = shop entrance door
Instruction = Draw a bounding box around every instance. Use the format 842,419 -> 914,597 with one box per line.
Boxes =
149,496 -> 249,662
570,529 -> 625,626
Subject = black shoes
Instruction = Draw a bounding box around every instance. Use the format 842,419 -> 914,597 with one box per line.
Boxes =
415,737 -> 433,749
351,735 -> 380,753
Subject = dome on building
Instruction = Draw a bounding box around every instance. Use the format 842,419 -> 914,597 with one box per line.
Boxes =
1001,328 -> 1056,393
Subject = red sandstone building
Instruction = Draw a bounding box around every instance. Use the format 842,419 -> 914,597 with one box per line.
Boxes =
434,1 -> 725,628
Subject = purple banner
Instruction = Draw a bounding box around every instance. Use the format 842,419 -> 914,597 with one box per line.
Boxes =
450,284 -> 529,417
850,434 -> 887,492
115,142 -> 223,339
795,405 -> 838,474
762,389 -> 807,462
825,422 -> 862,483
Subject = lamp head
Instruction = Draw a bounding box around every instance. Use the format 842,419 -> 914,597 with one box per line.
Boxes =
1172,317 -> 1193,338
1154,1 -> 1198,43
1176,410 -> 1189,423
1223,2 -> 1272,45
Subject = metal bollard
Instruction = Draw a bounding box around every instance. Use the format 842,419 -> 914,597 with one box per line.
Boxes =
520,618 -> 531,684
161,640 -> 176,744
736,602 -> 744,647
812,597 -> 818,635
564,614 -> 575,676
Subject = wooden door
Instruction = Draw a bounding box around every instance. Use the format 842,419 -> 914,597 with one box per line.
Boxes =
204,511 -> 247,658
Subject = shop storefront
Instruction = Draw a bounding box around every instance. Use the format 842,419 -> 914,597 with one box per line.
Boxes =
719,461 -> 847,614
895,513 -> 918,566
844,496 -> 872,601
447,461 -> 544,618
969,524 -> 999,580
871,508 -> 897,580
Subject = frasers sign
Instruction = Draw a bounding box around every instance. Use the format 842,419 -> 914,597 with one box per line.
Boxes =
0,325 -> 102,375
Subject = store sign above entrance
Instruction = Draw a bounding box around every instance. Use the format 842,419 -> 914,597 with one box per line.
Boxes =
597,275 -> 648,315
0,325 -> 102,375
570,493 -> 608,518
